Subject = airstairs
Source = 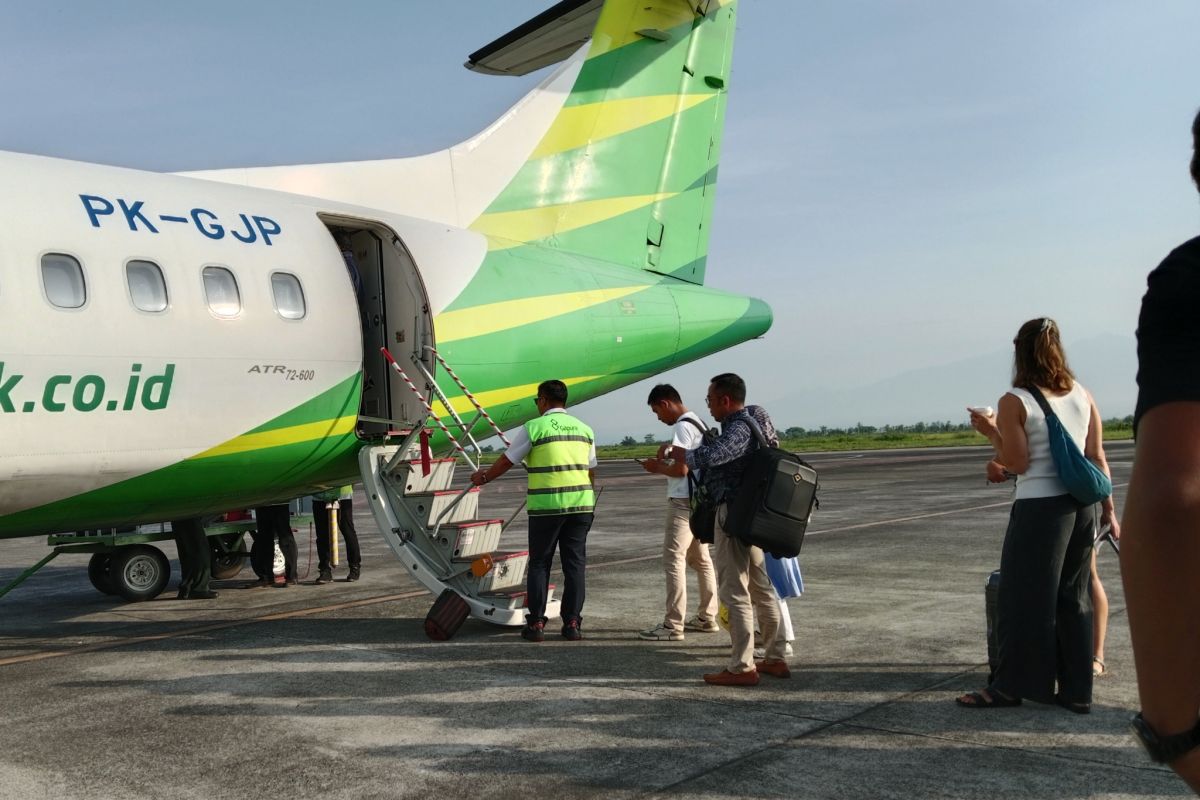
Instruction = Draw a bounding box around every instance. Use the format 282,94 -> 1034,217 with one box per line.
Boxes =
358,346 -> 556,628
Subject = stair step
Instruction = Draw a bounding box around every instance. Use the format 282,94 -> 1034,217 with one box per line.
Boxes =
477,584 -> 556,608
405,488 -> 480,528
476,550 -> 529,593
387,458 -> 456,494
438,519 -> 504,561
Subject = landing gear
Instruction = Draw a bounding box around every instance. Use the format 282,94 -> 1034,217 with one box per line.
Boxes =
87,553 -> 116,595
209,533 -> 247,580
108,545 -> 170,602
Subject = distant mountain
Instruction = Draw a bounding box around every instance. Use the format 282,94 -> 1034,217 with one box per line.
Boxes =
763,333 -> 1136,429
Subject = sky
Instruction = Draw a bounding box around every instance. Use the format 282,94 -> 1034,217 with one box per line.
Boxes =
2,1 -> 1198,442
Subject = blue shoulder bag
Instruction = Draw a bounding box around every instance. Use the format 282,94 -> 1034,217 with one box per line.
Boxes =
1026,386 -> 1112,505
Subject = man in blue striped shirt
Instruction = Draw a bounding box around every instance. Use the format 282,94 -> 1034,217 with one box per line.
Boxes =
672,373 -> 788,686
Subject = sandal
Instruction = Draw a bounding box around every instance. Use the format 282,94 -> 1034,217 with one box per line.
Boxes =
1092,657 -> 1108,678
1055,694 -> 1091,715
955,689 -> 1022,709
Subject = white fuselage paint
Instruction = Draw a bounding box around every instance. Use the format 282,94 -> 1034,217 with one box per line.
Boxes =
0,150 -> 488,517
179,48 -> 585,226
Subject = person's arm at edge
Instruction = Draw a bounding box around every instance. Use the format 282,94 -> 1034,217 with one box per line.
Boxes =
1120,402 -> 1200,791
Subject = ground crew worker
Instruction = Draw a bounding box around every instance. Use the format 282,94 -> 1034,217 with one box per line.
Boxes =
312,485 -> 361,584
470,380 -> 597,643
172,517 -> 218,600
253,504 -> 298,588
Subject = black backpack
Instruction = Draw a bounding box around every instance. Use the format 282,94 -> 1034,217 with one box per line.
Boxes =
723,415 -> 818,558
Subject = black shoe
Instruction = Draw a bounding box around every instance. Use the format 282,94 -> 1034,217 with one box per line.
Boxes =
521,620 -> 546,642
315,570 -> 333,585
347,567 -> 361,582
176,587 -> 191,600
188,590 -> 219,600
561,619 -> 582,641
274,581 -> 289,589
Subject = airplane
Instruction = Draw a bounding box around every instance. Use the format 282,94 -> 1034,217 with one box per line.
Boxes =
0,0 -> 771,615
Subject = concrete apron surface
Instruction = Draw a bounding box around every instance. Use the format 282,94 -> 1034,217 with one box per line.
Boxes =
0,441 -> 1186,799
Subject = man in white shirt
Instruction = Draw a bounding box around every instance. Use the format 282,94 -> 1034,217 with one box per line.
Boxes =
637,384 -> 719,640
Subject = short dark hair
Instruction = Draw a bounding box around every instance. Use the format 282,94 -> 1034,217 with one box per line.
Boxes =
646,384 -> 681,405
709,372 -> 746,403
537,379 -> 568,405
1191,107 -> 1200,191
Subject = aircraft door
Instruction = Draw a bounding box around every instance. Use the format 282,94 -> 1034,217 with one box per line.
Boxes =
320,217 -> 433,437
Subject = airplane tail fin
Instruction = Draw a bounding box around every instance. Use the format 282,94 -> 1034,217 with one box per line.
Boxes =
470,0 -> 738,285
180,1 -> 737,286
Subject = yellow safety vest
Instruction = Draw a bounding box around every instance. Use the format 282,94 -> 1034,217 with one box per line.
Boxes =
525,412 -> 596,516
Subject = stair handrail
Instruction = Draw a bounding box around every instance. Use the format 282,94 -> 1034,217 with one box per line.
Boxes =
411,359 -> 487,459
380,348 -> 479,474
422,345 -> 511,447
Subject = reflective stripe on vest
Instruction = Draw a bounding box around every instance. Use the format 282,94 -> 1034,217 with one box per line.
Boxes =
525,413 -> 595,516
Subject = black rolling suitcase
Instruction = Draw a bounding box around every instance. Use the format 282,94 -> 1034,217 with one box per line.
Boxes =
985,570 -> 1001,683
425,588 -> 470,641
984,525 -> 1116,681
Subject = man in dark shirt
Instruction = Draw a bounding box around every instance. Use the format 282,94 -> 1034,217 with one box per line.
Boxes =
671,373 -> 789,686
1120,108 -> 1200,790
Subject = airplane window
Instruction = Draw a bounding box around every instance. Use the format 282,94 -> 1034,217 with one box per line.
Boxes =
270,272 -> 306,320
41,253 -> 86,309
127,260 -> 168,312
202,266 -> 241,318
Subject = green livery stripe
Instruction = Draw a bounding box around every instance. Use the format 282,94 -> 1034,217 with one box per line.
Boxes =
470,0 -> 738,286
480,102 -> 721,214
243,373 -> 361,434
436,286 -> 646,344
0,375 -> 363,538
189,414 -> 358,460
474,192 -> 676,251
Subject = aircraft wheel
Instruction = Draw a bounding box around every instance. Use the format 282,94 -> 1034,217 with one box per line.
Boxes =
87,553 -> 116,595
210,533 -> 246,580
110,545 -> 170,602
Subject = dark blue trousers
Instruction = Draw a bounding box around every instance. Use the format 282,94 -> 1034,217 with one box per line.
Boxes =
526,512 -> 594,624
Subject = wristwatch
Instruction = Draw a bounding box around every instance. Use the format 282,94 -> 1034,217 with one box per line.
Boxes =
1130,713 -> 1200,763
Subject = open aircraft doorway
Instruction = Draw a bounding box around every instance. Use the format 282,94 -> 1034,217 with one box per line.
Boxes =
319,215 -> 434,439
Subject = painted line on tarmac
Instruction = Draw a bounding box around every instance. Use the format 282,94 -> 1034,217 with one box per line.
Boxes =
0,588 -> 429,669
1,485 -> 1125,668
807,480 -> 1127,537
807,501 -> 1012,535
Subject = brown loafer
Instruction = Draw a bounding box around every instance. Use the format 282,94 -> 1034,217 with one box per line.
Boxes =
702,669 -> 760,686
755,659 -> 791,679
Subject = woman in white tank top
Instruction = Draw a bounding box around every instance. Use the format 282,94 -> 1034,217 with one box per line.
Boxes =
955,318 -> 1119,713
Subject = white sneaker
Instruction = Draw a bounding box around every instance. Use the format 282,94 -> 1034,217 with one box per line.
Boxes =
684,616 -> 719,633
638,623 -> 684,641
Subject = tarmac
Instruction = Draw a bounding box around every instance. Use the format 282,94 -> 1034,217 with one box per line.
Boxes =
0,439 -> 1187,799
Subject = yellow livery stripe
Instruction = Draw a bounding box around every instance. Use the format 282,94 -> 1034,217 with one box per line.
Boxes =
435,286 -> 646,344
472,192 -> 676,249
531,94 -> 714,160
189,415 -> 358,460
431,377 -> 601,419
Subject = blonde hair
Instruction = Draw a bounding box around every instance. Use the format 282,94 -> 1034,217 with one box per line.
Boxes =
1011,317 -> 1074,392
